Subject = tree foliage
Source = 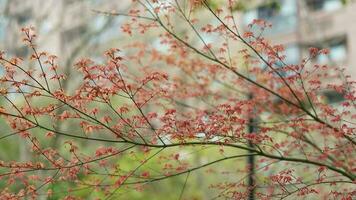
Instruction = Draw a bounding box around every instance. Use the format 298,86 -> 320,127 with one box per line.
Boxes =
0,0 -> 355,199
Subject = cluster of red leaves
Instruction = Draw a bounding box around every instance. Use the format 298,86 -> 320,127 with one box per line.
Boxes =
0,1 -> 355,199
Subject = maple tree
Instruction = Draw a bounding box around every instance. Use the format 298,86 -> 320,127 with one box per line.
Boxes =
0,0 -> 355,199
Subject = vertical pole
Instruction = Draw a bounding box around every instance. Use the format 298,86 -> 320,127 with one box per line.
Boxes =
247,93 -> 255,200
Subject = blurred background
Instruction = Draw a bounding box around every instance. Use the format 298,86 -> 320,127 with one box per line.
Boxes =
0,0 -> 355,199
0,0 -> 355,99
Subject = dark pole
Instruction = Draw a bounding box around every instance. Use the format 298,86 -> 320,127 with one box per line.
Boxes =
247,93 -> 255,200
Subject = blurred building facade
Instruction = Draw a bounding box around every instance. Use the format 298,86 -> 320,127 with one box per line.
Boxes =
0,0 -> 130,59
0,0 -> 130,88
240,0 -> 356,103
1,0 -> 90,58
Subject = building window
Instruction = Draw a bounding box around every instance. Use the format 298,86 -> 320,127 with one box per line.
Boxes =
243,10 -> 257,26
284,44 -> 300,65
276,44 -> 300,76
258,1 -> 280,19
261,44 -> 300,77
0,16 -> 8,41
15,46 -> 29,58
306,0 -> 343,11
242,0 -> 297,35
323,90 -> 344,104
315,37 -> 347,63
243,1 -> 281,25
15,8 -> 32,25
